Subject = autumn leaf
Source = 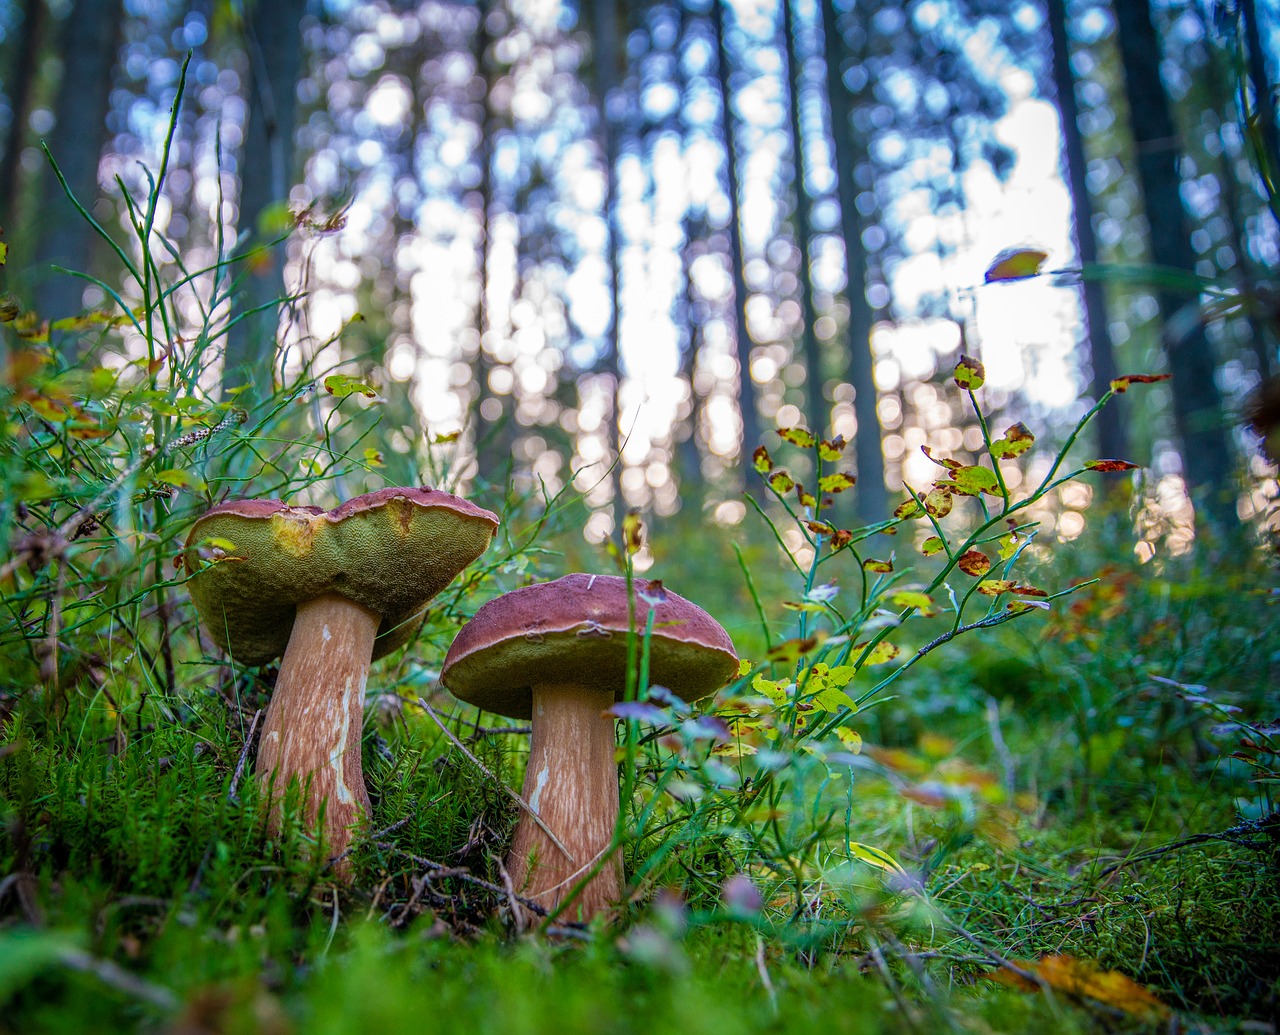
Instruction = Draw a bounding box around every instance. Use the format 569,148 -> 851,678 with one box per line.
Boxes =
984,247 -> 1049,282
1109,373 -> 1171,393
777,426 -> 816,447
834,727 -> 863,753
1084,459 -> 1139,472
622,510 -> 643,555
430,430 -> 461,444
990,422 -> 1035,460
818,472 -> 856,493
796,484 -> 816,508
863,558 -> 893,573
858,641 -> 900,665
954,354 -> 986,390
889,589 -> 934,610
767,635 -> 823,664
805,520 -> 835,536
752,446 -> 773,474
941,465 -> 1001,497
830,529 -> 854,550
924,486 -> 955,518
894,497 -> 924,519
768,469 -> 795,494
818,435 -> 847,460
922,445 -> 962,470
977,579 -> 1017,596
957,549 -> 992,576
991,956 -> 1171,1021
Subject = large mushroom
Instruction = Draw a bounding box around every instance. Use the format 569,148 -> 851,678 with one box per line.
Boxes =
184,487 -> 499,872
440,572 -> 737,922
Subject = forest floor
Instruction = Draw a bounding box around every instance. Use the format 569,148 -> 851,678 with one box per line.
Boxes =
1,511 -> 1277,1035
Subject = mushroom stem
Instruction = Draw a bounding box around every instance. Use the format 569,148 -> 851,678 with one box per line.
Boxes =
256,592 -> 379,873
507,682 -> 622,922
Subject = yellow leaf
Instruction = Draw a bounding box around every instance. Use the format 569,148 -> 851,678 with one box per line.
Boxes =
834,727 -> 863,753
992,956 -> 1171,1021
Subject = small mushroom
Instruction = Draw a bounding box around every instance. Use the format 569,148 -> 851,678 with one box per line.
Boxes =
184,487 -> 499,873
440,572 -> 737,922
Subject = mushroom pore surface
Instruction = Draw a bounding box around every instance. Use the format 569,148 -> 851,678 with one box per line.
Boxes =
441,573 -> 738,719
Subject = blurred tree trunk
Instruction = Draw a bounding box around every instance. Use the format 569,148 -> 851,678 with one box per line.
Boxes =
0,0 -> 46,240
592,0 -> 624,523
1047,0 -> 1124,463
781,0 -> 824,437
223,0 -> 308,402
32,0 -> 123,329
712,0 -> 764,495
471,0 -> 508,486
1113,0 -> 1235,526
820,0 -> 887,523
1241,0 -> 1280,206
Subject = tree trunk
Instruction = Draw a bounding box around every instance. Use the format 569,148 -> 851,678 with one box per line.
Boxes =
1241,0 -> 1280,214
781,0 -> 825,438
819,0 -> 887,522
223,0 -> 308,402
712,0 -> 764,493
1113,0 -> 1235,526
1047,0 -> 1124,463
0,0 -> 46,240
32,0 -> 123,331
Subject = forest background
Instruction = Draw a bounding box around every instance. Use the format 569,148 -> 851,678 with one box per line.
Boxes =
0,0 -> 1278,1031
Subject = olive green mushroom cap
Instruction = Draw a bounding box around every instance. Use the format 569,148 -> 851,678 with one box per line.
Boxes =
184,487 -> 499,665
440,573 -> 738,719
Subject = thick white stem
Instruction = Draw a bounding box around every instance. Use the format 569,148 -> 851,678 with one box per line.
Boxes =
256,592 -> 379,878
507,683 -> 621,922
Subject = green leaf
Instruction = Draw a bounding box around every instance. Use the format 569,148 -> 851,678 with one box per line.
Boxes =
889,589 -> 934,610
814,685 -> 857,711
990,422 -> 1035,460
921,536 -> 945,556
818,435 -> 847,461
752,446 -> 773,474
323,374 -> 378,399
849,841 -> 907,876
152,468 -> 207,492
752,673 -> 788,705
954,354 -> 986,390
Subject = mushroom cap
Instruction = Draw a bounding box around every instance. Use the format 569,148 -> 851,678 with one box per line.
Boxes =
184,487 -> 499,665
440,572 -> 738,719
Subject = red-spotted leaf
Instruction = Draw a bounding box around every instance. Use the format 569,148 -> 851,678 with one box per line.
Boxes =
954,354 -> 986,390
1109,373 -> 1171,393
805,520 -> 835,536
957,549 -> 992,576
922,445 -> 962,470
921,536 -> 946,556
984,247 -> 1049,282
1084,459 -> 1140,472
818,472 -> 856,494
752,446 -> 774,474
990,422 -> 1035,460
924,486 -> 955,518
768,469 -> 795,494
778,427 -> 817,448
894,498 -> 924,519
858,641 -> 900,665
818,435 -> 847,461
863,558 -> 894,573
830,529 -> 854,550
943,465 -> 1001,496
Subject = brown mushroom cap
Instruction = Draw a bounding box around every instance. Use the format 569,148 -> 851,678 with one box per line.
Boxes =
440,572 -> 738,719
184,487 -> 499,665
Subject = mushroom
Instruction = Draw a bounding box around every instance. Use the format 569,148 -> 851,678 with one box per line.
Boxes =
440,572 -> 737,922
184,487 -> 499,873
